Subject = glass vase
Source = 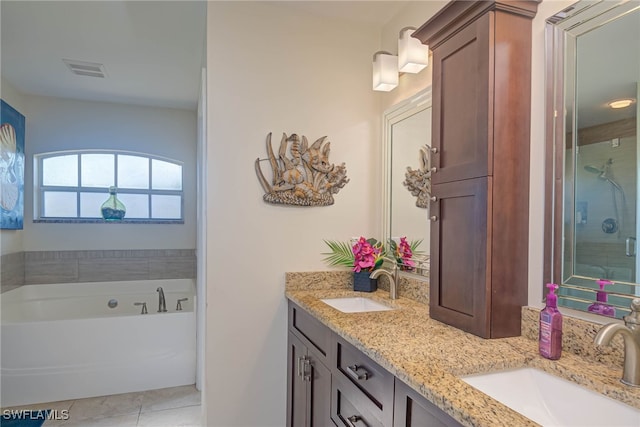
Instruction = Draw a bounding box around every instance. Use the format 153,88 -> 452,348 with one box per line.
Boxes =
101,186 -> 126,221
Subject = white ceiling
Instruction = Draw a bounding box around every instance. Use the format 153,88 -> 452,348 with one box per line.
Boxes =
1,1 -> 407,112
1,1 -> 207,111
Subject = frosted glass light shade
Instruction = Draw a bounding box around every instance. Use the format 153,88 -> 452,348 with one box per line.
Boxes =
373,51 -> 398,92
398,28 -> 429,74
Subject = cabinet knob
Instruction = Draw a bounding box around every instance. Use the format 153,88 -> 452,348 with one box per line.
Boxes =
430,196 -> 437,202
346,364 -> 370,381
347,415 -> 362,426
431,147 -> 438,153
430,166 -> 437,173
430,216 -> 438,222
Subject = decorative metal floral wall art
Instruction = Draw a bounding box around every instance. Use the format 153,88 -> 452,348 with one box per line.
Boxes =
403,144 -> 432,209
255,132 -> 349,206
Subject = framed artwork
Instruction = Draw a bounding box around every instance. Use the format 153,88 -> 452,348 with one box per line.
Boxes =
1,99 -> 25,229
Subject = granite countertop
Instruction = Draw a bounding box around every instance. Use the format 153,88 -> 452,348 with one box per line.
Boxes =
285,284 -> 640,427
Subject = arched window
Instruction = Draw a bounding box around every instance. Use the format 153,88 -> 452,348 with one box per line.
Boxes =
34,150 -> 183,222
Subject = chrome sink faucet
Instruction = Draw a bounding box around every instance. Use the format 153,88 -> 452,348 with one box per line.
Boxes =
369,257 -> 399,300
594,298 -> 640,386
156,287 -> 167,312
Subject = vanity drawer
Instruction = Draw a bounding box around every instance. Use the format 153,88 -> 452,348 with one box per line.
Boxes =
333,335 -> 394,425
288,301 -> 331,363
331,374 -> 387,427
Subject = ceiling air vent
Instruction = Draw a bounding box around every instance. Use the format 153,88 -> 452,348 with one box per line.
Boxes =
62,59 -> 107,78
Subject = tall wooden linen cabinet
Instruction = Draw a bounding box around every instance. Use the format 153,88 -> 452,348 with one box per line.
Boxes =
414,0 -> 539,338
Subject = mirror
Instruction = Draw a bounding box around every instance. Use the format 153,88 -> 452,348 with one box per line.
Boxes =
382,88 -> 432,276
545,0 -> 640,319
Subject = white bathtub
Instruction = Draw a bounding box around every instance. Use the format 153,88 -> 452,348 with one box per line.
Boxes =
0,279 -> 196,407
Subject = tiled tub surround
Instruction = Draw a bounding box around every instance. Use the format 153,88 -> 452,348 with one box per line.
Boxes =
285,272 -> 639,427
0,249 -> 196,293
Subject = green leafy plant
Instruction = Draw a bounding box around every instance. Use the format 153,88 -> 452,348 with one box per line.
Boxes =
323,237 -> 385,272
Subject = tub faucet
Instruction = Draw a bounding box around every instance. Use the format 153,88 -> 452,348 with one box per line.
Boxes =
369,257 -> 399,299
156,287 -> 167,313
594,298 -> 640,386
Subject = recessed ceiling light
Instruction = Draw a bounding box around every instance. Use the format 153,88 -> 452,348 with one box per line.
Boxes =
607,98 -> 635,109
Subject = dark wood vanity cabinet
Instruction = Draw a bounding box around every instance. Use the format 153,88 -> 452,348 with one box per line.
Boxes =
287,301 -> 463,427
414,0 -> 539,338
287,303 -> 333,427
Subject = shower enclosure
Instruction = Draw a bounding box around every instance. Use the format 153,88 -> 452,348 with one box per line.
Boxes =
574,141 -> 637,282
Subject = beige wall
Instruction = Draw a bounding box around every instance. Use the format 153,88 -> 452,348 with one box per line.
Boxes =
0,84 -> 197,253
21,95 -> 197,251
205,2 -> 380,425
203,1 -> 614,425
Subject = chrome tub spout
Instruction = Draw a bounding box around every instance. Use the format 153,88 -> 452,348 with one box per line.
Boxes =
156,287 -> 167,313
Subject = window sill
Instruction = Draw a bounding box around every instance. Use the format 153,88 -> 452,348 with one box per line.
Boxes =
33,219 -> 184,225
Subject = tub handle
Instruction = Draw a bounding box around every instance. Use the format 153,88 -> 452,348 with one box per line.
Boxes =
176,298 -> 188,311
134,302 -> 148,314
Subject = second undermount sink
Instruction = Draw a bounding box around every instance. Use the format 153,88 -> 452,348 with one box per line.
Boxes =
320,297 -> 393,313
462,367 -> 640,426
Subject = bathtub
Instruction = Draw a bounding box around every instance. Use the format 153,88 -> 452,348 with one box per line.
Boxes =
0,279 -> 196,407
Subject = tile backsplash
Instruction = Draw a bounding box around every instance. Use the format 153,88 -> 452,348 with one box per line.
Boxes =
1,249 -> 196,293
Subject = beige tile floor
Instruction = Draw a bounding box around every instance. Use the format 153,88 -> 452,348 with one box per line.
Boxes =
3,385 -> 202,426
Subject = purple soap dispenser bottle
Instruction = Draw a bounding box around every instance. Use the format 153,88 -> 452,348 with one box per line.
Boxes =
588,279 -> 616,317
539,283 -> 563,360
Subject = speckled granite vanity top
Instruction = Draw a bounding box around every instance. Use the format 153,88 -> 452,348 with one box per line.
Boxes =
285,272 -> 640,427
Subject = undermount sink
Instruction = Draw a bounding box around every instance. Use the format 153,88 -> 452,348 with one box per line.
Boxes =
462,367 -> 640,426
320,297 -> 393,313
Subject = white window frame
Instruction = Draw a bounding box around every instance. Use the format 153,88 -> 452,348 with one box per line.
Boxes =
34,150 -> 184,223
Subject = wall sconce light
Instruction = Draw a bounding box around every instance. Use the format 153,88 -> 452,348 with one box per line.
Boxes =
372,51 -> 399,92
373,29 -> 429,92
398,27 -> 429,73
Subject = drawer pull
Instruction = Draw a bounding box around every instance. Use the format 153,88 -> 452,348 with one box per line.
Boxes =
430,215 -> 438,222
431,146 -> 438,153
346,364 -> 370,381
302,356 -> 311,382
430,166 -> 437,173
347,415 -> 362,426
430,196 -> 437,202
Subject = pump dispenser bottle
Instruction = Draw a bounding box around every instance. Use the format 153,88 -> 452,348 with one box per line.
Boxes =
539,283 -> 563,360
588,279 -> 616,317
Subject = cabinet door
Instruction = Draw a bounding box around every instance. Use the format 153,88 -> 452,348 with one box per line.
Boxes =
430,177 -> 491,338
394,379 -> 462,427
287,332 -> 309,427
431,12 -> 492,185
308,345 -> 332,427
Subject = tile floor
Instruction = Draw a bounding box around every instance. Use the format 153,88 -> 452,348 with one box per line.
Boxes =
2,384 -> 201,426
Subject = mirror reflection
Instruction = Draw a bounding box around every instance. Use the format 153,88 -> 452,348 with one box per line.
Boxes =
383,89 -> 432,276
547,0 -> 640,319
